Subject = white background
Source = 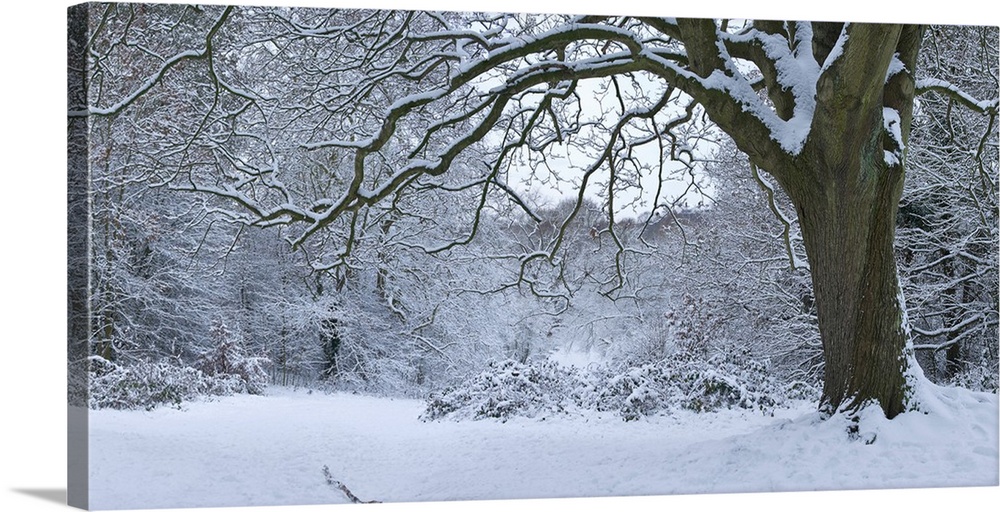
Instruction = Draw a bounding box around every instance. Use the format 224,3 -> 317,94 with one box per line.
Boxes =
2,1 -> 996,511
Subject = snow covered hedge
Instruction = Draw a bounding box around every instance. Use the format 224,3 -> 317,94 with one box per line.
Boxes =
586,352 -> 807,419
422,354 -> 819,422
89,336 -> 271,410
89,357 -> 233,410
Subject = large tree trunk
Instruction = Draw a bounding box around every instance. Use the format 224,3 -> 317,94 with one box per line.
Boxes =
793,142 -> 913,418
794,24 -> 924,419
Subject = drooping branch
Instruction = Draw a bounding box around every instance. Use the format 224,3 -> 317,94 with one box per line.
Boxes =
750,161 -> 803,271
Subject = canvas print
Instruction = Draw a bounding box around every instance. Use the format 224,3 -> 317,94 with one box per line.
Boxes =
67,2 -> 999,510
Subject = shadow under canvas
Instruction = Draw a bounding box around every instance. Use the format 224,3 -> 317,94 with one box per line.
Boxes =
12,488 -> 67,505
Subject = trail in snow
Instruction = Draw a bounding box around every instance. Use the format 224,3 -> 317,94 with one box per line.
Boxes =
88,385 -> 998,510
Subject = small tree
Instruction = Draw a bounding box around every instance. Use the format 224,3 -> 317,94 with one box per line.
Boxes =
197,322 -> 270,394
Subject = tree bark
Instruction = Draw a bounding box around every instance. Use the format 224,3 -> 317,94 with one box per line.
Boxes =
793,142 -> 912,418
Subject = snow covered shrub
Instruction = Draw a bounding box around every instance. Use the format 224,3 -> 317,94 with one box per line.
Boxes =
89,355 -> 255,411
421,349 -> 818,421
196,323 -> 270,395
674,354 -> 780,413
422,352 -> 803,421
661,293 -> 722,357
581,351 -> 791,419
68,361 -> 89,407
593,365 -> 670,421
89,357 -> 213,410
949,365 -> 999,393
421,359 -> 575,421
782,380 -> 822,402
88,322 -> 271,410
679,368 -> 754,412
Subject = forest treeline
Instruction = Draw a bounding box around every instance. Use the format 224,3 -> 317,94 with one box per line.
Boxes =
79,130 -> 997,411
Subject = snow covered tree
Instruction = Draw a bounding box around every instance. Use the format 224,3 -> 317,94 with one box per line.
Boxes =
71,5 -> 998,418
898,25 -> 998,388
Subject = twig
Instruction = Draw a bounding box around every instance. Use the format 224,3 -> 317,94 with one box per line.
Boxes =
322,465 -> 381,504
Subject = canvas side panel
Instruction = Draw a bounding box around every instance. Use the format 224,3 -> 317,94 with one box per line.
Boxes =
67,3 -> 92,510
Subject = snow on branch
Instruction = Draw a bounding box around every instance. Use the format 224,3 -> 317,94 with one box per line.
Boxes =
916,78 -> 1000,114
69,6 -> 234,118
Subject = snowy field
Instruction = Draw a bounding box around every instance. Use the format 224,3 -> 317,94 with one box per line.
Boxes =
88,384 -> 999,511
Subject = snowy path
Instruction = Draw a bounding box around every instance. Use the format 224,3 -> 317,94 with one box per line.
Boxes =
88,386 -> 998,510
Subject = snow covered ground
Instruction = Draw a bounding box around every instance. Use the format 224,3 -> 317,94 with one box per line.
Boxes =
87,383 -> 998,511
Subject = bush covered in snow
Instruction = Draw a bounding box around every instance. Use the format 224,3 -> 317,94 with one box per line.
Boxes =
88,357 -> 245,410
89,325 -> 272,410
585,351 -> 805,419
949,365 -> 999,394
196,324 -> 271,395
681,351 -> 789,412
590,364 -> 670,420
421,359 -> 576,421
422,353 -> 819,422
